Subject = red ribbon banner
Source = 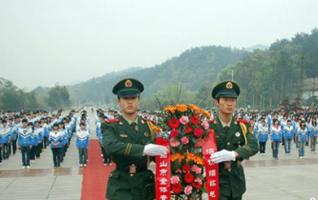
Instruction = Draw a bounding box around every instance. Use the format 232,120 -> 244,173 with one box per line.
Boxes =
202,129 -> 219,200
155,137 -> 171,200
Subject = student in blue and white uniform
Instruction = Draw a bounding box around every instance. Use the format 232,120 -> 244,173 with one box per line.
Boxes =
1,119 -> 12,160
271,119 -> 282,160
257,120 -> 269,154
309,118 -> 318,153
17,119 -> 33,168
41,118 -> 49,148
29,122 -> 37,160
7,117 -> 15,157
49,124 -> 64,168
11,116 -> 21,155
297,121 -> 308,158
33,121 -> 43,158
75,122 -> 89,167
58,122 -> 67,163
283,119 -> 294,154
96,113 -> 112,165
306,117 -> 312,146
280,116 -> 287,146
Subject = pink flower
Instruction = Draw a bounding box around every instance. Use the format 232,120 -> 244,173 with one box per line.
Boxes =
194,177 -> 203,184
191,164 -> 202,174
194,127 -> 204,137
192,177 -> 203,189
181,136 -> 189,144
170,138 -> 180,148
170,176 -> 180,184
201,120 -> 209,130
170,129 -> 179,138
184,185 -> 193,195
195,138 -> 204,147
179,116 -> 189,125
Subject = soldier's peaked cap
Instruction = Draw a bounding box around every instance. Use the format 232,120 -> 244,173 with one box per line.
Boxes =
112,78 -> 144,97
211,80 -> 240,99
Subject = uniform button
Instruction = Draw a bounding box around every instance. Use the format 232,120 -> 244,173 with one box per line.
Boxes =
227,142 -> 231,145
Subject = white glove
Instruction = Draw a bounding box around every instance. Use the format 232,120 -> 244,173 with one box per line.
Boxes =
143,144 -> 167,157
210,149 -> 236,163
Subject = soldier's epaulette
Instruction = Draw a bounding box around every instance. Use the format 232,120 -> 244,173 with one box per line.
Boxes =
104,118 -> 120,124
146,120 -> 161,133
145,120 -> 161,142
238,122 -> 248,145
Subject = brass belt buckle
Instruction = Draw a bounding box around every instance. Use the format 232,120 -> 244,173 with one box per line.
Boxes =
129,164 -> 136,176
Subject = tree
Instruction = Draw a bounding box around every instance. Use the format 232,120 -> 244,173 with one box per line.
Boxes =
195,85 -> 213,109
47,85 -> 71,110
0,80 -> 40,111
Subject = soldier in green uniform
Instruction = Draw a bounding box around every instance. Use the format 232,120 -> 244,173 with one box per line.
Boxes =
210,81 -> 258,200
101,78 -> 167,200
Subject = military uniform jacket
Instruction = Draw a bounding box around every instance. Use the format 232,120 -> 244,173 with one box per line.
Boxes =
210,117 -> 258,198
101,115 -> 155,200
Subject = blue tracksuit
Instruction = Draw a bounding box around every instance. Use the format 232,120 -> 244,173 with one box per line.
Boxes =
283,125 -> 294,153
76,130 -> 89,149
271,126 -> 282,159
17,127 -> 32,147
297,128 -> 308,157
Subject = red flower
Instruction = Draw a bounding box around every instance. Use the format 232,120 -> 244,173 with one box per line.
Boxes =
184,124 -> 193,134
168,118 -> 180,129
172,183 -> 182,194
170,129 -> 179,138
194,127 -> 204,137
195,138 -> 204,147
190,115 -> 200,125
192,178 -> 203,189
182,165 -> 191,173
184,173 -> 194,184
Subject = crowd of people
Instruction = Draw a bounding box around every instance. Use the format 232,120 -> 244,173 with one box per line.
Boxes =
1,106 -> 318,169
234,108 -> 318,159
0,109 -> 91,168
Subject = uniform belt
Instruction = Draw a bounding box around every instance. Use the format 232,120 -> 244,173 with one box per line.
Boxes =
116,165 -> 147,176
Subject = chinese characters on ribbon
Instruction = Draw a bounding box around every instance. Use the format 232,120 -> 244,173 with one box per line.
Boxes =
156,137 -> 171,200
202,130 -> 219,200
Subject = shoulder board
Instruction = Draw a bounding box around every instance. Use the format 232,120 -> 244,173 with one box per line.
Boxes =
146,120 -> 161,142
146,120 -> 161,133
104,118 -> 120,124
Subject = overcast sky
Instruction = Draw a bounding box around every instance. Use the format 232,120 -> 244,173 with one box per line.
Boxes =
1,0 -> 318,90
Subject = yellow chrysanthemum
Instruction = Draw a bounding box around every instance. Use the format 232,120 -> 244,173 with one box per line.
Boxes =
171,153 -> 184,163
176,104 -> 188,112
185,153 -> 204,165
163,105 -> 176,114
188,104 -> 201,113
